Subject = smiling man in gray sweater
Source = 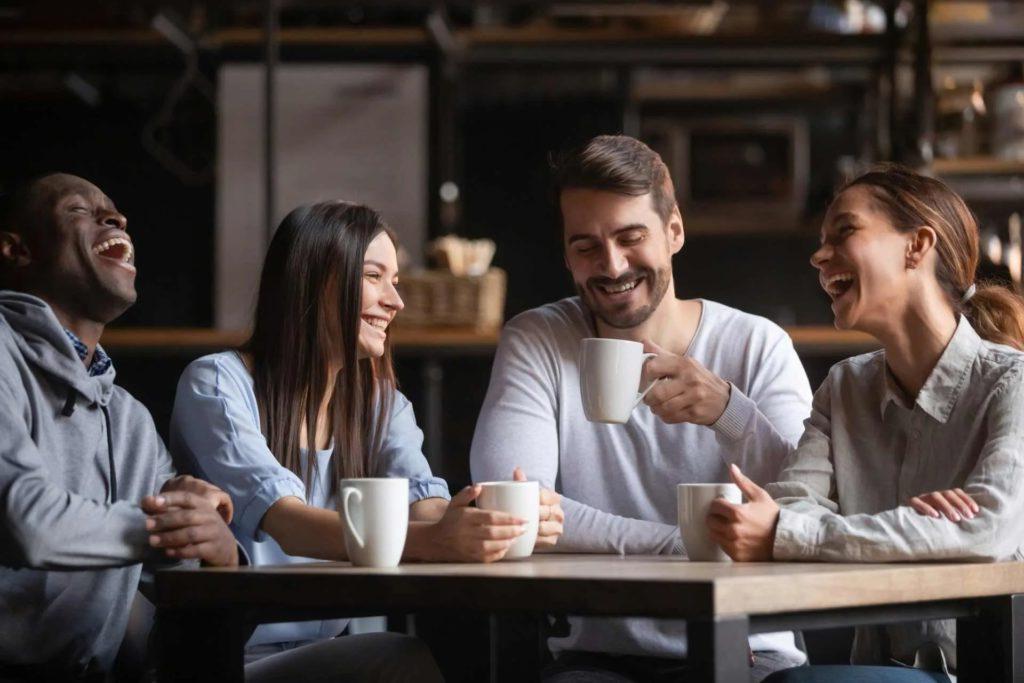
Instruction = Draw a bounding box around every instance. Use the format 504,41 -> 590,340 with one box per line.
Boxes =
0,174 -> 238,681
471,136 -> 814,682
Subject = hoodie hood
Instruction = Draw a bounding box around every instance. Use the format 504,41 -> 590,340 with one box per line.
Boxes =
0,290 -> 114,407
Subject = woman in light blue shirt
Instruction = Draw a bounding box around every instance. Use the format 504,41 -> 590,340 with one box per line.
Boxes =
171,201 -> 564,681
710,165 -> 1024,682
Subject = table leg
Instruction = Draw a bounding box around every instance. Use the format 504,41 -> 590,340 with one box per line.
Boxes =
958,594 -> 1024,682
688,615 -> 750,683
156,607 -> 247,682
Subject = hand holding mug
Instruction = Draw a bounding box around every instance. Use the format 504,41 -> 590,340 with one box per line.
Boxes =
641,340 -> 731,426
427,485 -> 527,563
513,467 -> 563,549
706,464 -> 778,562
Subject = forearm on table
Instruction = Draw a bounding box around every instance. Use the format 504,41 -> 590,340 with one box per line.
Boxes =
774,504 -> 1022,563
557,497 -> 680,555
260,496 -> 348,561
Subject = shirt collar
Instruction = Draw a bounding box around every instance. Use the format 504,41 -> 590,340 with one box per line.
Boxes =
63,328 -> 113,377
878,315 -> 981,423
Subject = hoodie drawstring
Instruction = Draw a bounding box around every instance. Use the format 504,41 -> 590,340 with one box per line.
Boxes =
59,386 -> 117,503
61,388 -> 76,417
103,406 -> 117,503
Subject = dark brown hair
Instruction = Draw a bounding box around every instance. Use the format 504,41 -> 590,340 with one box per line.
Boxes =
244,201 -> 397,496
842,163 -> 1024,350
550,135 -> 677,224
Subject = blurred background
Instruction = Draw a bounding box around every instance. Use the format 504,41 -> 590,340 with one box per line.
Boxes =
3,1 -> 1023,675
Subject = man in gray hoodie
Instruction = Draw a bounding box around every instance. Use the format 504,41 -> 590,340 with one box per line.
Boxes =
0,173 -> 239,680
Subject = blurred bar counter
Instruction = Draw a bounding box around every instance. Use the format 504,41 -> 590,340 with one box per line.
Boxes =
100,326 -> 877,357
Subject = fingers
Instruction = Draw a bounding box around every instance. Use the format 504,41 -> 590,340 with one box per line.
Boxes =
161,476 -> 234,524
954,489 -> 978,516
539,488 -> 562,506
142,490 -> 209,512
949,489 -> 978,517
707,498 -> 741,522
926,491 -> 963,522
467,508 -> 527,526
537,520 -> 563,540
729,464 -> 767,502
706,516 -> 738,541
539,504 -> 565,524
473,524 -> 526,541
910,496 -> 940,519
512,467 -> 527,482
149,522 -> 218,549
450,485 -> 482,509
145,508 -> 207,532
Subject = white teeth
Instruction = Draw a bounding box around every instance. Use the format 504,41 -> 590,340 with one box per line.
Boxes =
363,317 -> 388,330
602,280 -> 639,294
824,273 -> 855,295
91,237 -> 134,263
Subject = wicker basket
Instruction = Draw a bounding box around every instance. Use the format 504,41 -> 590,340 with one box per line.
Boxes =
396,268 -> 506,329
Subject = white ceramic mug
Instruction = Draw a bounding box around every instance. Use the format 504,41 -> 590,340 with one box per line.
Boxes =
579,338 -> 660,424
677,483 -> 742,562
339,478 -> 409,568
476,480 -> 539,560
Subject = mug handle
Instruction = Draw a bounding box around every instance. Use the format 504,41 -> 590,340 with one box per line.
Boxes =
341,487 -> 365,550
632,352 -> 662,410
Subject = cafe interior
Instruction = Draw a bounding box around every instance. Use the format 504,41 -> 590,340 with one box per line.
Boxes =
3,1 -> 1024,681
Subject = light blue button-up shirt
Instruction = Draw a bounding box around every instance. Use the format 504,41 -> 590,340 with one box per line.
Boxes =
169,351 -> 450,647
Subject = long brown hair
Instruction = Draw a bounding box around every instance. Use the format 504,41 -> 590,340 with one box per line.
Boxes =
842,164 -> 1024,350
244,201 -> 398,496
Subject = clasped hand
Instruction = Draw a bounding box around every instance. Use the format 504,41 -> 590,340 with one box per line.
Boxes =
142,475 -> 238,567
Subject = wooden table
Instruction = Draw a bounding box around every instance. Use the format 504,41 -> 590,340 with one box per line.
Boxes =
155,554 -> 1024,682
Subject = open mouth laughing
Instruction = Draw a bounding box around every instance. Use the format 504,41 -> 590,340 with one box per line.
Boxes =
822,272 -> 855,302
91,234 -> 135,272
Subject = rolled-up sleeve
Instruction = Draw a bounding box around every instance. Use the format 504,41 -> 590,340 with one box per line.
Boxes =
170,356 -> 306,543
375,390 -> 450,503
770,365 -> 1024,563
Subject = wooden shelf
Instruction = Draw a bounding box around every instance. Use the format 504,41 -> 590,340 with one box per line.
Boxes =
100,326 -> 500,355
932,157 -> 1024,176
100,325 -> 874,357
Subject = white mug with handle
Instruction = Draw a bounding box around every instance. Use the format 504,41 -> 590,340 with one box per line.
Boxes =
339,478 -> 408,568
579,337 -> 661,424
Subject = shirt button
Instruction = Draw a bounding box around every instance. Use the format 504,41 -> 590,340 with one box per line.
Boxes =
910,430 -> 922,439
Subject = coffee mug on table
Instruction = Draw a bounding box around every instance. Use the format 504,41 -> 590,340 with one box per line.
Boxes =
677,483 -> 742,562
476,480 -> 539,560
340,478 -> 408,568
579,337 -> 660,424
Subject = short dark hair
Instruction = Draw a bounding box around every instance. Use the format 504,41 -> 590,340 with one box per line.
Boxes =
550,135 -> 677,224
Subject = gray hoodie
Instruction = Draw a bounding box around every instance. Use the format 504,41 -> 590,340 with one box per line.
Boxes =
0,290 -> 175,678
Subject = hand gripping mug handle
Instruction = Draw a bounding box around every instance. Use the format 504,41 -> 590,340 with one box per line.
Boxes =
632,352 -> 662,410
341,487 -> 365,550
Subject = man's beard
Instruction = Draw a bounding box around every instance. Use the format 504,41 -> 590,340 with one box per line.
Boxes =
576,266 -> 672,329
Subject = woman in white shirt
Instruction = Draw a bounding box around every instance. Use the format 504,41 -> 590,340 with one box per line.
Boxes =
706,165 -> 1024,682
